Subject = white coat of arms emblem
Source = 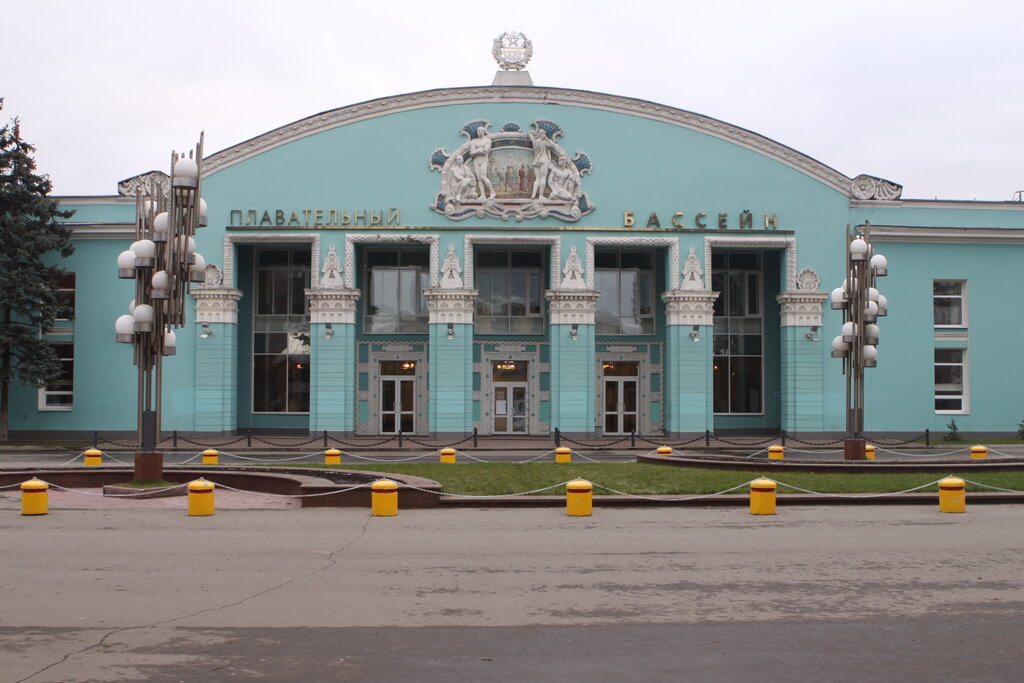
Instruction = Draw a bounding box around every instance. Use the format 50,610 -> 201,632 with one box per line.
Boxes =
429,120 -> 594,222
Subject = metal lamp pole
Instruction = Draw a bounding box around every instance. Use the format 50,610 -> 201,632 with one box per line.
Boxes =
830,224 -> 888,460
115,135 -> 208,480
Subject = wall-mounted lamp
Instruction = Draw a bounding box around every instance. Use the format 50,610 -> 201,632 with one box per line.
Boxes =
199,321 -> 213,339
689,325 -> 700,342
805,325 -> 820,342
324,322 -> 334,340
569,323 -> 579,341
447,322 -> 455,339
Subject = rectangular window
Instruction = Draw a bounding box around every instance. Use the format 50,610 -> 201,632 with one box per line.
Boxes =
252,247 -> 310,413
475,249 -> 544,335
934,349 -> 967,413
363,248 -> 429,334
595,250 -> 655,335
712,252 -> 763,414
933,280 -> 965,326
39,341 -> 74,410
56,272 -> 75,321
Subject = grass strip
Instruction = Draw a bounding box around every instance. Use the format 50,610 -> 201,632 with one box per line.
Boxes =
283,463 -> 1024,497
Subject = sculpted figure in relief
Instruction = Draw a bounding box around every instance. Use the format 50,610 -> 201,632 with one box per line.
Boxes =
321,245 -> 343,289
467,127 -> 495,200
680,247 -> 704,291
529,128 -> 555,199
445,155 -> 475,202
440,245 -> 464,289
548,155 -> 581,201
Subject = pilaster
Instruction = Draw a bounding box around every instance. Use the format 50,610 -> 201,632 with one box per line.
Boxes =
776,290 -> 828,432
661,290 -> 719,434
424,289 -> 477,434
306,288 -> 361,433
191,288 -> 243,433
546,289 -> 600,435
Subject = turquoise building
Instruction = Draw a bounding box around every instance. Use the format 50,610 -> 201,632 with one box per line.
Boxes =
11,67 -> 1024,440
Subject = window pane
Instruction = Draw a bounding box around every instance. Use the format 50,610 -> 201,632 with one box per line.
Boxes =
934,299 -> 962,325
731,357 -> 763,413
477,251 -> 507,268
935,398 -> 963,411
935,349 -> 964,363
933,281 -> 962,295
595,251 -> 617,268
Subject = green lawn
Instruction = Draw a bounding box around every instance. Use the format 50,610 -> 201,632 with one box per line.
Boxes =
286,462 -> 1024,496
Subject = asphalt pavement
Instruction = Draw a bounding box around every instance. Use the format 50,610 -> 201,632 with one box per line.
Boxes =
3,505 -> 1023,681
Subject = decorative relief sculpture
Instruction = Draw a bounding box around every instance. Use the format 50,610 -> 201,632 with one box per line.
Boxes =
680,247 -> 705,291
203,264 -> 223,287
320,245 -> 343,289
492,31 -> 533,71
117,171 -> 170,199
850,174 -> 903,201
440,245 -> 464,289
430,119 -> 594,222
796,268 -> 821,291
559,246 -> 587,290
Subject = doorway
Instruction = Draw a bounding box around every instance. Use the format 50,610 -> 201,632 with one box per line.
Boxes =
380,360 -> 416,434
492,360 -> 528,434
602,361 -> 639,435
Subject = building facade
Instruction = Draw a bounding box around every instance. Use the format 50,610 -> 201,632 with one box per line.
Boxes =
11,66 -> 1024,439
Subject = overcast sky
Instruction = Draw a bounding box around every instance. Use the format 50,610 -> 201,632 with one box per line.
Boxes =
4,0 -> 1022,200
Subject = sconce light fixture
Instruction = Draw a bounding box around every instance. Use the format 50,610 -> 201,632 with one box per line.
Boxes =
447,322 -> 455,339
199,321 -> 213,339
569,323 -> 579,341
805,325 -> 820,342
689,325 -> 700,342
324,322 -> 334,340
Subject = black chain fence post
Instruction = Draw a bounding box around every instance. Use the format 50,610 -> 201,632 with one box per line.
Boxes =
630,430 -> 636,448
705,430 -> 711,447
473,427 -> 478,448
780,430 -> 786,447
172,430 -> 178,447
398,431 -> 403,448
92,431 -> 98,448
247,429 -> 252,448
554,427 -> 561,447
323,430 -> 328,448
925,429 -> 930,447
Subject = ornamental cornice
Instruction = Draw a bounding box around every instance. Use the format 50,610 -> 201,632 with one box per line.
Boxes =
661,290 -> 720,327
423,288 -> 479,324
192,288 -> 243,324
306,288 -> 361,324
775,291 -> 828,328
545,289 -> 601,325
200,87 -> 853,195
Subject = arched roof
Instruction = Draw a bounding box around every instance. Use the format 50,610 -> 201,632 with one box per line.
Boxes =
202,86 -> 855,196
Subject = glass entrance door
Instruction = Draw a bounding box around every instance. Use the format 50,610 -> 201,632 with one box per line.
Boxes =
380,361 -> 416,434
602,361 -> 639,435
493,384 -> 527,434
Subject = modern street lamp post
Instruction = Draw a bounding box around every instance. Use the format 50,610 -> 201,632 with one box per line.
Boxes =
830,224 -> 888,460
114,136 -> 207,481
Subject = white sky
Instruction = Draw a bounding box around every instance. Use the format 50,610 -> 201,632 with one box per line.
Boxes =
4,0 -> 1022,200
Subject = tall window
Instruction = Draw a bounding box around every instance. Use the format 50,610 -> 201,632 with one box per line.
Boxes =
475,249 -> 544,334
55,272 -> 75,321
935,349 -> 966,412
364,248 -> 429,334
712,252 -> 763,414
253,248 -> 310,413
595,250 -> 655,335
933,280 -> 965,326
38,341 -> 74,410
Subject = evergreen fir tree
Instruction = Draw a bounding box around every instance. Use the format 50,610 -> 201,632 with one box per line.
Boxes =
0,99 -> 75,441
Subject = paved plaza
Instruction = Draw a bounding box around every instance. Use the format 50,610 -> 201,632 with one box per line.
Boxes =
2,504 -> 1023,681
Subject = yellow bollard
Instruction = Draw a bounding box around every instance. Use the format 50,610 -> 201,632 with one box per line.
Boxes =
566,479 -> 593,516
324,448 -> 341,465
938,476 -> 966,513
768,445 -> 784,460
201,449 -> 219,466
750,478 -> 777,515
440,448 -> 456,464
188,479 -> 215,516
21,479 -> 49,516
555,447 -> 572,463
970,445 -> 988,460
865,444 -> 876,461
371,479 -> 399,516
83,448 -> 103,467
656,446 -> 673,456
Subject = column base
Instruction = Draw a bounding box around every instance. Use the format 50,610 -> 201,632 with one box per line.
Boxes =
134,452 -> 164,482
843,438 -> 866,461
